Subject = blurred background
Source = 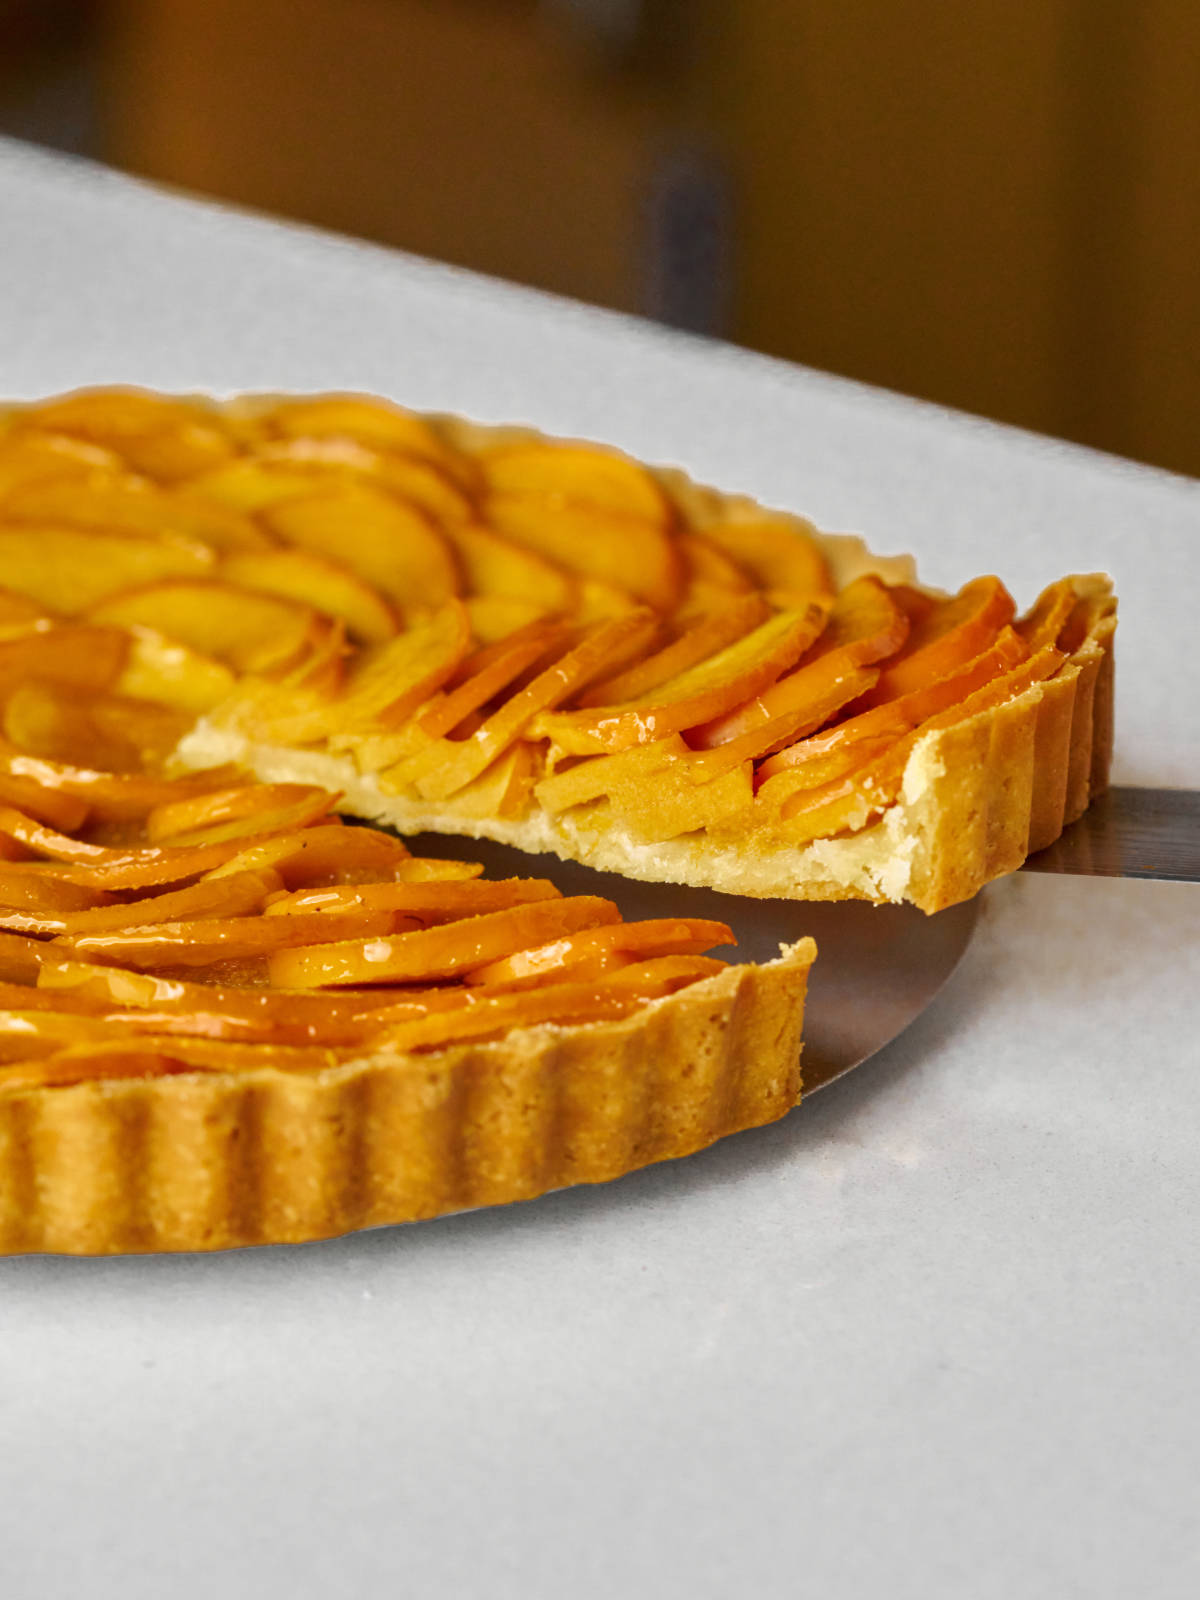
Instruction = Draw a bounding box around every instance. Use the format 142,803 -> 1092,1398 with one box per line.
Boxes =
2,0 -> 1197,477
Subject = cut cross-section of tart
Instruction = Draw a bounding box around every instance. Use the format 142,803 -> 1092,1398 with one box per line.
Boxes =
0,389 -> 1116,913
0,680 -> 814,1255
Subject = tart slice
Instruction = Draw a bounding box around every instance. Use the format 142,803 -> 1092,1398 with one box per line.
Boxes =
0,388 -> 1115,914
0,696 -> 813,1254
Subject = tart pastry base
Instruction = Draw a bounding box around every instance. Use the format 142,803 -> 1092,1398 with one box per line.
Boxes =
0,941 -> 812,1255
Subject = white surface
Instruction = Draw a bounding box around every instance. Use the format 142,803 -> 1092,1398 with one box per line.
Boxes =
1,138 -> 1198,1599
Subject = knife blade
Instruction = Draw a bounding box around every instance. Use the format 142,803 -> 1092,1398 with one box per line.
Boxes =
1023,786 -> 1200,883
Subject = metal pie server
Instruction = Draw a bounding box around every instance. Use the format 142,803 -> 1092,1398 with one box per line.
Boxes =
1021,785 -> 1200,885
407,787 -> 1198,1095
404,832 -> 979,1094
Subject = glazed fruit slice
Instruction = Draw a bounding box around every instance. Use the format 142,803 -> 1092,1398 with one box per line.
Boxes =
535,606 -> 828,755
0,525 -> 214,613
261,482 -> 460,616
90,579 -> 327,674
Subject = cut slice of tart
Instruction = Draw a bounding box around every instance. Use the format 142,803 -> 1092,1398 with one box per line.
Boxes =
0,389 -> 1115,914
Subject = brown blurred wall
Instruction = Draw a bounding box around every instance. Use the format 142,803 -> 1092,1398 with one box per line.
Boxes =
102,0 -> 1200,478
102,0 -> 667,315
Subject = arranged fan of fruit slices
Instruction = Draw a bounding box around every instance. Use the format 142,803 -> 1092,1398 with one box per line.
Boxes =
0,769 -> 750,1089
0,389 -> 1115,916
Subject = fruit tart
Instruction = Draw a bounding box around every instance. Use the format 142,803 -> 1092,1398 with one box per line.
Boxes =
0,387 -> 1116,1253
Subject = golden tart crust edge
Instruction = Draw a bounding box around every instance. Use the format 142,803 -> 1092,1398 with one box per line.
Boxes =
0,941 -> 813,1256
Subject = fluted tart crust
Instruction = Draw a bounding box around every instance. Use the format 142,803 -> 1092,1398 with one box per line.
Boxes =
0,941 -> 812,1257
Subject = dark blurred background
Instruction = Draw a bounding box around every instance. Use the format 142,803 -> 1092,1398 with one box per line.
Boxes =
3,0 -> 1198,477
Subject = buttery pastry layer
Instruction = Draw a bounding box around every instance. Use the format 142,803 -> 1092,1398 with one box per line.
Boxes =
0,943 -> 812,1255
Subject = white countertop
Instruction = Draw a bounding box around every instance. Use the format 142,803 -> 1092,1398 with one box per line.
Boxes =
2,137 -> 1198,1599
